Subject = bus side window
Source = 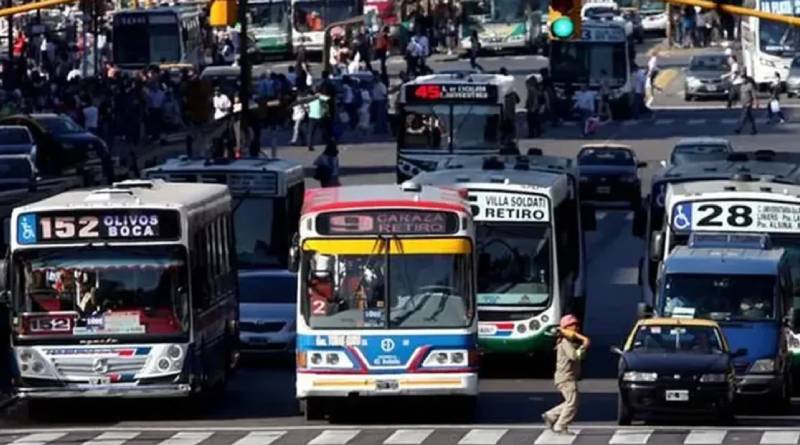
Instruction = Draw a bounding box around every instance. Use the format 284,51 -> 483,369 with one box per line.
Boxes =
193,229 -> 210,309
556,197 -> 579,283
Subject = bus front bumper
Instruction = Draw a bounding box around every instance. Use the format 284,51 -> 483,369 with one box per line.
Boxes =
296,372 -> 478,398
479,331 -> 555,355
17,383 -> 193,399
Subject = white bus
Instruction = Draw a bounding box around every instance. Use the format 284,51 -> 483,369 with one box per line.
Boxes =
414,155 -> 592,362
741,0 -> 800,87
291,0 -> 362,53
112,6 -> 206,71
5,180 -> 238,410
248,0 -> 293,58
460,0 -> 546,52
144,157 -> 305,270
292,184 -> 478,420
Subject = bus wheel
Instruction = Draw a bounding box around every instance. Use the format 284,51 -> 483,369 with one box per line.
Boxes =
301,397 -> 326,421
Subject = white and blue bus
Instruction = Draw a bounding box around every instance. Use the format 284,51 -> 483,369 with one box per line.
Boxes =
291,184 -> 478,420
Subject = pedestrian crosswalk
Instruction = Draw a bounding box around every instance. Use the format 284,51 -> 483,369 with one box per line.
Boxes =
553,117 -> 800,128
8,428 -> 800,445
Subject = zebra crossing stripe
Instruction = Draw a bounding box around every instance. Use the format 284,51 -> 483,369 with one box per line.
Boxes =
157,432 -> 214,445
684,430 -> 726,444
609,429 -> 653,444
457,429 -> 508,444
231,431 -> 287,445
687,119 -> 706,125
533,430 -> 580,444
81,432 -> 140,445
760,431 -> 800,444
11,433 -> 68,445
383,429 -> 434,444
308,430 -> 360,445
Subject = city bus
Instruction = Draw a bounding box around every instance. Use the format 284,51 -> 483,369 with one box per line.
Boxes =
460,0 -> 546,52
112,6 -> 206,72
5,180 -> 238,407
396,73 -> 517,182
292,183 -> 478,420
144,157 -> 305,270
248,0 -> 293,58
549,19 -> 633,118
413,155 -> 591,364
291,0 -> 362,53
741,0 -> 800,87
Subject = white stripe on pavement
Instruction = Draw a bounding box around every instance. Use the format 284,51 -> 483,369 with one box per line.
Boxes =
684,430 -> 727,444
761,431 -> 800,444
655,119 -> 674,125
457,429 -> 508,444
232,431 -> 287,445
12,433 -> 68,445
688,119 -> 706,125
157,432 -> 214,445
308,430 -> 361,445
82,432 -> 141,445
534,430 -> 580,444
383,429 -> 434,444
610,429 -> 653,444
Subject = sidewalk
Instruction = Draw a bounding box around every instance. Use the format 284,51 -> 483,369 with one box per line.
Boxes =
646,38 -> 741,57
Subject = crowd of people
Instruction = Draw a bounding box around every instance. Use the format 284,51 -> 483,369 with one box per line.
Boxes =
670,5 -> 739,48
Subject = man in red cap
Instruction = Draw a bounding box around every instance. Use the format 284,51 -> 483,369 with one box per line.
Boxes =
542,314 -> 590,434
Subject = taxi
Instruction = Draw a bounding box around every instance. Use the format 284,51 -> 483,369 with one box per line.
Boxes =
612,318 -> 744,425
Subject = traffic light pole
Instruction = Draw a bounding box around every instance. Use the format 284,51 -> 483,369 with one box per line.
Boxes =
238,0 -> 251,155
662,0 -> 800,27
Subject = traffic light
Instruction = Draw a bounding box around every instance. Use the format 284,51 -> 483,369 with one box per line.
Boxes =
548,0 -> 581,40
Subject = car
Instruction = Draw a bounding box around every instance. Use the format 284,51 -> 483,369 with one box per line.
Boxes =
684,54 -> 733,101
0,125 -> 36,160
668,137 -> 733,165
199,65 -> 269,98
238,269 -> 298,355
0,155 -> 37,192
612,317 -> 743,425
0,114 -> 112,184
639,1 -> 667,34
577,144 -> 646,208
786,56 -> 800,97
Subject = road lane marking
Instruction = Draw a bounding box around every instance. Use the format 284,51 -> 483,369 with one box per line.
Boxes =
534,430 -> 580,444
232,431 -> 287,445
688,119 -> 706,125
611,267 -> 640,286
11,433 -> 67,445
610,429 -> 653,444
458,429 -> 508,444
684,430 -> 726,444
655,119 -> 674,125
309,430 -> 361,445
82,432 -> 140,445
761,431 -> 800,444
383,429 -> 434,444
157,432 -> 214,445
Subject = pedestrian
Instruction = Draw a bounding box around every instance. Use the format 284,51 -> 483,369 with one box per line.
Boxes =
633,65 -> 648,118
356,81 -> 372,136
213,87 -> 232,120
469,30 -> 483,72
291,101 -> 308,145
313,141 -> 341,187
307,92 -> 329,151
722,53 -> 741,108
525,76 -> 541,138
542,314 -> 590,435
767,71 -> 786,124
81,96 -> 99,135
573,84 -> 597,137
374,26 -> 391,77
647,52 -> 662,98
405,36 -> 420,77
734,74 -> 758,135
371,75 -> 389,134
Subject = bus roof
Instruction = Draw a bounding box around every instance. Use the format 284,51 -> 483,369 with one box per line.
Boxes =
302,184 -> 468,215
668,178 -> 800,201
414,168 -> 566,191
435,154 -> 576,176
652,153 -> 800,186
12,179 -> 230,214
666,245 -> 784,276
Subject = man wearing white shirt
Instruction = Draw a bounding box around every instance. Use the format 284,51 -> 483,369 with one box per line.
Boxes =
723,54 -> 741,108
647,53 -> 661,96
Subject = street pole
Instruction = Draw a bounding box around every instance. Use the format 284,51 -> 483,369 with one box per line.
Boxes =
238,0 -> 250,155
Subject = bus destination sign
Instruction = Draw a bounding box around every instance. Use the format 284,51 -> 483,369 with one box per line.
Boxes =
407,84 -> 498,103
671,200 -> 800,233
317,210 -> 460,235
471,191 -> 550,222
17,209 -> 181,245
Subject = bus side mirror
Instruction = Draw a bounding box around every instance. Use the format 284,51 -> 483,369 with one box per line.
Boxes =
581,204 -> 597,231
637,302 -> 653,319
649,230 -> 664,262
0,259 -> 8,295
632,203 -> 646,239
288,234 -> 300,273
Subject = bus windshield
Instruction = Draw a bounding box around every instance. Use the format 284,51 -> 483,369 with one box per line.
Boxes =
114,20 -> 182,65
399,104 -> 501,152
550,41 -> 628,87
249,1 -> 289,28
463,0 -> 491,17
14,246 -> 189,338
760,20 -> 800,56
492,0 -> 526,21
234,197 -> 283,268
302,243 -> 473,329
293,0 -> 356,32
662,274 -> 777,321
476,224 -> 551,306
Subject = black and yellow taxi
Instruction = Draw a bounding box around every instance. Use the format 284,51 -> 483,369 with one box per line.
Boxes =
612,318 -> 745,425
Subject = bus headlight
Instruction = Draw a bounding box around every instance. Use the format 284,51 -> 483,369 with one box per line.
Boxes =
516,324 -> 527,334
760,58 -> 777,68
140,344 -> 186,377
305,350 -> 355,370
16,348 -> 56,379
310,352 -> 323,365
422,349 -> 470,368
167,345 -> 183,360
529,320 -> 541,331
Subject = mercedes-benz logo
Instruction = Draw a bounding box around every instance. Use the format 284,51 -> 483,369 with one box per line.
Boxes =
93,358 -> 108,374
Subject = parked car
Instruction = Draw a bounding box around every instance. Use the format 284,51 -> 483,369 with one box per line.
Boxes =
239,269 -> 298,355
684,54 -> 733,101
0,114 -> 112,184
0,155 -> 37,192
669,137 -> 733,166
0,125 -> 36,160
786,56 -> 800,97
577,144 -> 646,208
613,317 -> 742,425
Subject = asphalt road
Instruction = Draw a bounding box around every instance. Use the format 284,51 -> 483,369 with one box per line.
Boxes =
7,39 -> 800,445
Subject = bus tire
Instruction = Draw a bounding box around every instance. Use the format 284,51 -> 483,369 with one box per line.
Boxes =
302,397 -> 326,421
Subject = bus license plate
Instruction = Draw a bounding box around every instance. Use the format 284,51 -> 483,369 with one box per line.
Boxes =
88,376 -> 111,386
665,390 -> 689,402
375,380 -> 399,391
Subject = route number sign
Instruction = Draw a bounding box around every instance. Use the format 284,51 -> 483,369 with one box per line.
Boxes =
671,200 -> 800,233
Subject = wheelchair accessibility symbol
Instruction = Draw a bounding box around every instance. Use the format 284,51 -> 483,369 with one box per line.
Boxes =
672,204 -> 692,231
17,214 -> 37,245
